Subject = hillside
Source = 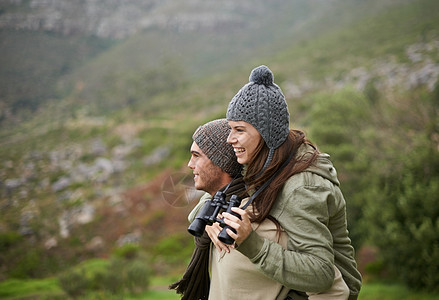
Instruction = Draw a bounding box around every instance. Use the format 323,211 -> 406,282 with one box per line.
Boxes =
0,0 -> 315,123
0,0 -> 405,125
1,0 -> 439,291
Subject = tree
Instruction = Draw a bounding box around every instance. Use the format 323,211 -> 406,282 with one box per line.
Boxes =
363,85 -> 439,292
365,133 -> 439,291
304,87 -> 373,247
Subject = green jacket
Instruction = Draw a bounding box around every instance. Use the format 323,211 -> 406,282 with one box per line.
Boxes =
236,145 -> 362,298
188,145 -> 362,299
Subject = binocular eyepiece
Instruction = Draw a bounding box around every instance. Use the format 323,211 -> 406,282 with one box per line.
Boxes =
188,191 -> 241,245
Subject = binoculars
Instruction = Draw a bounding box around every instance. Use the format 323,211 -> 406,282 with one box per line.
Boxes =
188,191 -> 241,245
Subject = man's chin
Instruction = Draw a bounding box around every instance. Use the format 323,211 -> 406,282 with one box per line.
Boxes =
194,182 -> 203,191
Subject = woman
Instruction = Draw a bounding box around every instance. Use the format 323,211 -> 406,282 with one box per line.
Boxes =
204,65 -> 362,300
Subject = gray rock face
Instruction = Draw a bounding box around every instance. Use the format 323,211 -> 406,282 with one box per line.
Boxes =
0,0 -> 272,39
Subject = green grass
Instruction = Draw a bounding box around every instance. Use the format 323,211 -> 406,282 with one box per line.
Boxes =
124,289 -> 180,300
0,277 -> 63,299
359,282 -> 439,300
1,277 -> 439,300
0,276 -> 180,300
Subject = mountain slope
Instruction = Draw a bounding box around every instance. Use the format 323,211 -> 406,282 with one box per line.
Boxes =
1,0 -> 438,281
1,0 -> 406,124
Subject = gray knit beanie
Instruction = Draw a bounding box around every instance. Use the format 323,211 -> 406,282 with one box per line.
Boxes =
226,65 -> 290,168
193,119 -> 242,177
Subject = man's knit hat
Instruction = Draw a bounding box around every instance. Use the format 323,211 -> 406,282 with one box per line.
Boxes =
226,65 -> 290,168
193,119 -> 242,177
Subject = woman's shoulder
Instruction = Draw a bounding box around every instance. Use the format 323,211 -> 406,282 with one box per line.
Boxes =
282,168 -> 331,190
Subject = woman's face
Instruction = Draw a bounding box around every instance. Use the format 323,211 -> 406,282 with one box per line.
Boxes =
227,120 -> 262,165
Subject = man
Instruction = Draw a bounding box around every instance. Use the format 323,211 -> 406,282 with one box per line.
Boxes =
187,118 -> 242,196
170,118 -> 246,300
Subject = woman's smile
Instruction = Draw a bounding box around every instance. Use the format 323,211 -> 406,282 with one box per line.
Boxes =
227,121 -> 262,164
233,147 -> 245,154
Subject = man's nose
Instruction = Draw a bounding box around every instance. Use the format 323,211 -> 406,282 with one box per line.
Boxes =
187,158 -> 194,169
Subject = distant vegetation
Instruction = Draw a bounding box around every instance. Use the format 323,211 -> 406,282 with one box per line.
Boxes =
0,29 -> 114,124
1,0 -> 439,298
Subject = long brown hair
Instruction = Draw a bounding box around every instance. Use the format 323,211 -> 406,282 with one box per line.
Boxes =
245,129 -> 319,225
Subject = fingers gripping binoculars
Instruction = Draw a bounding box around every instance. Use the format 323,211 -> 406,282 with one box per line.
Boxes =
188,191 -> 241,245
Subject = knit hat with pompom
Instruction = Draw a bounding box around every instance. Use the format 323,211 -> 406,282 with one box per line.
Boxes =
226,65 -> 290,169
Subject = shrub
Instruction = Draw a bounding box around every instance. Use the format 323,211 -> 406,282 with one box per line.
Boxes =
93,257 -> 151,295
58,268 -> 89,298
125,260 -> 151,294
366,171 -> 439,292
154,233 -> 194,265
112,243 -> 141,260
364,94 -> 439,292
304,88 -> 373,247
0,232 -> 23,251
10,248 -> 42,279
58,256 -> 151,297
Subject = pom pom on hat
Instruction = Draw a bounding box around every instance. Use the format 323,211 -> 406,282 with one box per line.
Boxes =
249,65 -> 274,86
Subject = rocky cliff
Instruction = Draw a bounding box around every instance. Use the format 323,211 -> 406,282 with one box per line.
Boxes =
0,0 -> 289,39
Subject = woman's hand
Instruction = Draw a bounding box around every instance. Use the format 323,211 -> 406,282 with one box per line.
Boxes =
223,207 -> 252,245
205,222 -> 231,253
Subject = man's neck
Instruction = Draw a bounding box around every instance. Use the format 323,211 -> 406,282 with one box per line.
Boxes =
208,173 -> 233,196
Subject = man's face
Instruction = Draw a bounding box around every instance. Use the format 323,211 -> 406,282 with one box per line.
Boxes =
188,142 -> 225,195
